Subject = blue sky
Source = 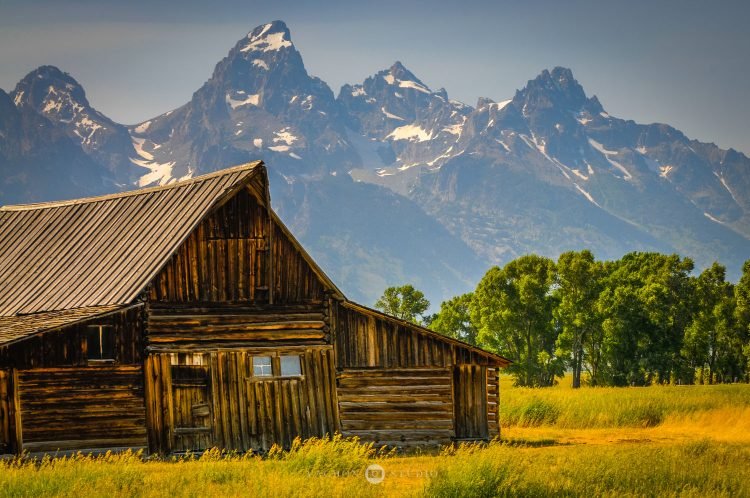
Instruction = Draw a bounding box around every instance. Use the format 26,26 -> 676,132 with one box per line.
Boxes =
1,0 -> 748,153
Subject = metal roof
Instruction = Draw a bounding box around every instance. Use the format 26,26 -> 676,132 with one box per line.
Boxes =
0,304 -> 130,346
0,162 -> 262,316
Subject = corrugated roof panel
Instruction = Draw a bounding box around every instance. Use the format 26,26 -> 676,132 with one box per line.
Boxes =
0,162 -> 261,316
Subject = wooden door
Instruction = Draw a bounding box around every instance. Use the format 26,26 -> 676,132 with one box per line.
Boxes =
453,365 -> 489,440
171,364 -> 214,452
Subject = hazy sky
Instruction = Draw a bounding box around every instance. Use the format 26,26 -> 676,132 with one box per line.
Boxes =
1,0 -> 748,154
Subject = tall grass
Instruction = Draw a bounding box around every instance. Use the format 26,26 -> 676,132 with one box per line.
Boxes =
2,383 -> 749,497
427,440 -> 750,497
0,437 -> 388,498
501,378 -> 750,429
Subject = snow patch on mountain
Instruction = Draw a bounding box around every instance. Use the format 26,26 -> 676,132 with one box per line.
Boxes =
226,92 -> 260,109
381,107 -> 404,121
588,139 -> 632,180
134,120 -> 151,134
491,99 -> 512,111
273,128 -> 298,145
241,25 -> 292,53
252,59 -> 270,70
575,184 -> 600,207
130,137 -> 178,187
387,124 -> 433,142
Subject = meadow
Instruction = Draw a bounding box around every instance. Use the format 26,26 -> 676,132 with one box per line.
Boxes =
2,377 -> 749,497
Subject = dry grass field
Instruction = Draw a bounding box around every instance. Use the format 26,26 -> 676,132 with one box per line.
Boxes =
2,376 -> 749,497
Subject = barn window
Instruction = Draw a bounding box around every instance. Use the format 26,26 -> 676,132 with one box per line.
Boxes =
86,325 -> 115,362
280,355 -> 302,377
253,356 -> 273,377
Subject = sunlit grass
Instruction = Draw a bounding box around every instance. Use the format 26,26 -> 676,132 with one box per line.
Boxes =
2,381 -> 749,497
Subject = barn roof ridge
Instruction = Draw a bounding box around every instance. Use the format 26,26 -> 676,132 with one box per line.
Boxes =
1,161 -> 263,212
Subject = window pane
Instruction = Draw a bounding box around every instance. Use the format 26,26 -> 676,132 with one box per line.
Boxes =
86,326 -> 101,359
100,326 -> 115,359
280,355 -> 301,376
253,356 -> 273,377
86,325 -> 115,360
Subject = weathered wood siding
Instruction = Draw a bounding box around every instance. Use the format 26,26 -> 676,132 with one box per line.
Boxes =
333,303 -> 495,369
487,367 -> 500,437
337,368 -> 455,446
332,302 -> 502,444
0,307 -> 143,369
0,370 -> 11,453
144,347 -> 339,454
146,304 -> 329,349
15,366 -> 147,452
148,188 -> 326,306
453,365 -> 489,440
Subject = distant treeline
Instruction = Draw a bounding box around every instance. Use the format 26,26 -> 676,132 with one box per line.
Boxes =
422,251 -> 750,387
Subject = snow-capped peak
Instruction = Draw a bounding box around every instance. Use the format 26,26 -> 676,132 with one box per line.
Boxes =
240,21 -> 293,53
380,61 -> 432,94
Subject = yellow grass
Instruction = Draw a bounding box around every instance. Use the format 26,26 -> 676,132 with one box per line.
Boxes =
2,379 -> 749,497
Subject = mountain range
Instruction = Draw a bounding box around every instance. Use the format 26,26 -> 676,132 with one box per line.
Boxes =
2,20 -> 750,307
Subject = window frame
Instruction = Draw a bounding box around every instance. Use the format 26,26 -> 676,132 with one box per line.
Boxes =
279,354 -> 302,377
85,324 -> 116,364
252,355 -> 274,378
248,353 -> 304,381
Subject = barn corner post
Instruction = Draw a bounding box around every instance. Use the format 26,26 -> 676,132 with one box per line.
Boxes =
0,367 -> 20,454
10,368 -> 22,454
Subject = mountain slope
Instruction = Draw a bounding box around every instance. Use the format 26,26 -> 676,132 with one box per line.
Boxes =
11,66 -> 136,185
0,88 -> 112,204
1,21 -> 750,300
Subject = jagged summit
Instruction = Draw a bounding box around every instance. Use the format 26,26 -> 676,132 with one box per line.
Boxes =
10,65 -> 136,184
12,65 -> 90,111
512,66 -> 591,113
238,21 -> 294,55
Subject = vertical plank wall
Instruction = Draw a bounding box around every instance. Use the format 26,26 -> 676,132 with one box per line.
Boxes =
148,187 -> 326,306
0,369 -> 11,453
144,347 -> 339,454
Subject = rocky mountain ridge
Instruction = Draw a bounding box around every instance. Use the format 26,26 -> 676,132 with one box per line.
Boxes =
2,20 -> 749,305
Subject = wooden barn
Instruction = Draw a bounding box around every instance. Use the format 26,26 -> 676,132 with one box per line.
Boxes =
0,162 -> 509,455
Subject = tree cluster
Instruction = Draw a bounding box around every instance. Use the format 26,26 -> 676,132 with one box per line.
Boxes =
426,251 -> 750,387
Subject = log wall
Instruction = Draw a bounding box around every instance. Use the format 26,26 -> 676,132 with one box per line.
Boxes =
0,307 -> 143,369
15,366 -> 147,452
332,303 -> 505,444
146,304 -> 329,350
337,368 -> 455,446
148,188 -> 326,306
144,347 -> 339,454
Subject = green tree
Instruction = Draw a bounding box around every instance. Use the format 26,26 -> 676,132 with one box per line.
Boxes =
471,255 -> 562,386
430,293 -> 478,345
734,260 -> 750,382
374,284 -> 430,324
596,253 -> 695,386
682,263 -> 736,384
554,250 -> 603,388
